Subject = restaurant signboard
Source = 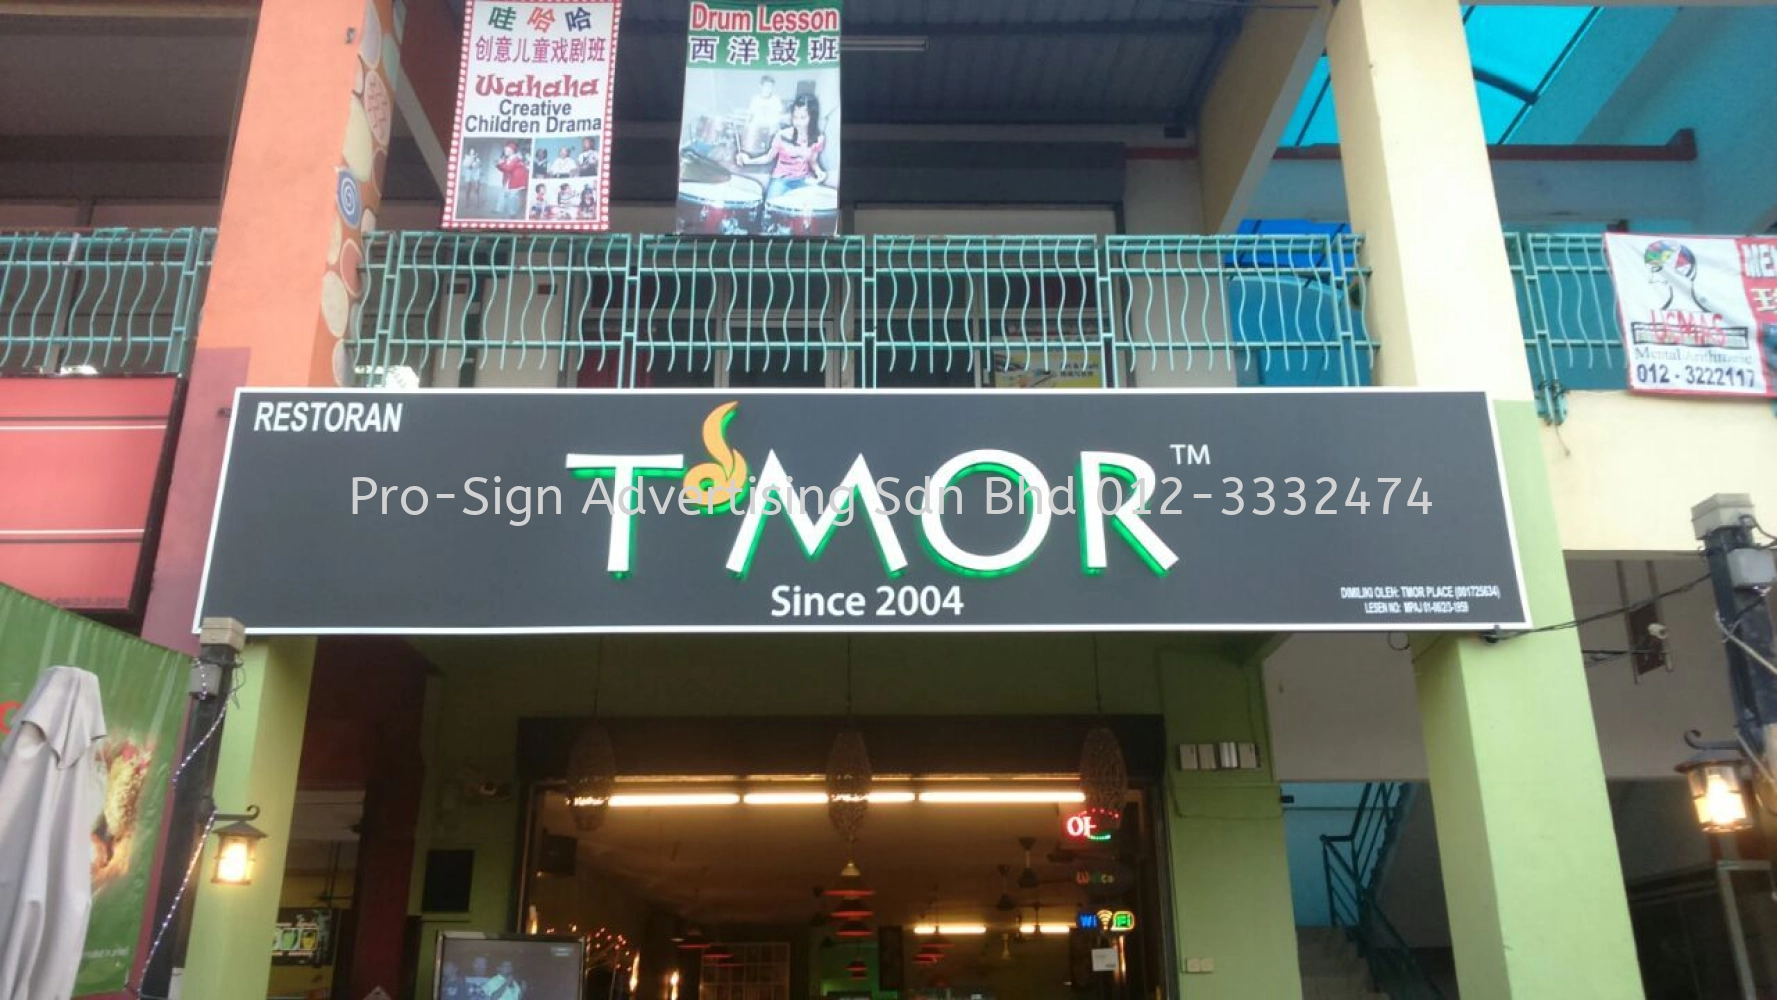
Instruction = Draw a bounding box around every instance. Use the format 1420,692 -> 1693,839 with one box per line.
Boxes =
197,389 -> 1527,633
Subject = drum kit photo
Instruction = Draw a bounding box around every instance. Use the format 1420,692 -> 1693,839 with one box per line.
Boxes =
677,117 -> 838,236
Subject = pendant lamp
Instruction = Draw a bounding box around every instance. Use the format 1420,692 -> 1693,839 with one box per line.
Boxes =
567,644 -> 617,832
1079,638 -> 1126,832
830,899 -> 873,920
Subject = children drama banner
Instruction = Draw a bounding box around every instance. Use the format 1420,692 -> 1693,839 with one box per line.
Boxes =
444,0 -> 620,231
676,0 -> 842,236
1604,233 -> 1777,397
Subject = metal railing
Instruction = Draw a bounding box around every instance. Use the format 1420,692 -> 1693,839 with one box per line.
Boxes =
1508,231 -> 1627,422
0,228 -> 214,375
347,232 -> 1374,389
1321,782 -> 1444,1000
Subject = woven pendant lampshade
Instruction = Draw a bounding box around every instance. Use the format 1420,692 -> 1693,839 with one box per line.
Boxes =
1079,726 -> 1126,832
825,727 -> 872,845
566,724 -> 617,832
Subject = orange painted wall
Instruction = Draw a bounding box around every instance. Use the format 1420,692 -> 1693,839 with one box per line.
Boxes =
201,0 -> 391,387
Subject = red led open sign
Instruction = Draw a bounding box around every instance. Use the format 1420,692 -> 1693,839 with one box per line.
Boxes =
1063,811 -> 1114,842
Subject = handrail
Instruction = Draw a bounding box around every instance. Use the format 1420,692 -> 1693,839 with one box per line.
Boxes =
0,227 -> 214,376
1506,230 -> 1629,423
1319,782 -> 1445,1000
350,231 -> 1374,388
7,225 -> 1705,407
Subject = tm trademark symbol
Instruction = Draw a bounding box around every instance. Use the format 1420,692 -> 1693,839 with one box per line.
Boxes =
1169,444 -> 1211,466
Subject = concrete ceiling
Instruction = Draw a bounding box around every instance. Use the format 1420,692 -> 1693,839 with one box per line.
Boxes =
0,18 -> 251,138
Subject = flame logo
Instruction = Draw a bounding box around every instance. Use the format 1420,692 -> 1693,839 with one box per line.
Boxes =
682,401 -> 748,513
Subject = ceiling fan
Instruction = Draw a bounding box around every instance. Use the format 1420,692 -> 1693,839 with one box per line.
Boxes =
1046,840 -> 1077,865
994,865 -> 1016,912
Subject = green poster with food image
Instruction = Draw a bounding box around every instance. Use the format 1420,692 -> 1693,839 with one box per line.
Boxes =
0,585 -> 187,995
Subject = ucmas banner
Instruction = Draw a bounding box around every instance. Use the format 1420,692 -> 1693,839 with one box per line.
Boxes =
444,0 -> 621,231
675,0 -> 842,236
1604,232 -> 1777,397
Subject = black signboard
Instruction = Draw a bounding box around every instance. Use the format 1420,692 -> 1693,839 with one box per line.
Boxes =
197,389 -> 1528,634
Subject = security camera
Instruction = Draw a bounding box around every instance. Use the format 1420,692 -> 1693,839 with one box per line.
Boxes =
1647,622 -> 1669,640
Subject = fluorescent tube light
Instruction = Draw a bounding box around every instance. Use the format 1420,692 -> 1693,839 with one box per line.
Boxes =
842,35 -> 928,53
917,790 -> 1085,804
606,793 -> 741,807
742,792 -> 829,805
740,790 -> 917,805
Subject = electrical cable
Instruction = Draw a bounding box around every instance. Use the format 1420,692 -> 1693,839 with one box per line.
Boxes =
1487,570 -> 1711,642
1158,0 -> 1324,8
130,657 -> 238,998
131,810 -> 216,1000
1743,514 -> 1777,547
167,661 -> 238,789
1734,731 -> 1777,820
1718,616 -> 1777,682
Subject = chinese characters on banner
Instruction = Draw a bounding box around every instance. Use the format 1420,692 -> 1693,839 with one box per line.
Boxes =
1604,233 -> 1777,397
676,0 -> 842,236
444,0 -> 620,231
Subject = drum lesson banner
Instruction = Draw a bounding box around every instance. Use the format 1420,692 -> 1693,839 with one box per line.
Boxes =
1603,233 -> 1777,397
676,0 -> 842,236
443,0 -> 620,231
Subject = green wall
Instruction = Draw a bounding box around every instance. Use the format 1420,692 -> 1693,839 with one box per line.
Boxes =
404,632 -> 1300,1000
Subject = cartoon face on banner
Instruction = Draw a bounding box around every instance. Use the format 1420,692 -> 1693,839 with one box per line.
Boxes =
676,0 -> 842,236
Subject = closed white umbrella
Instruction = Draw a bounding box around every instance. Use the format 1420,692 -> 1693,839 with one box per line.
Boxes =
0,666 -> 107,1000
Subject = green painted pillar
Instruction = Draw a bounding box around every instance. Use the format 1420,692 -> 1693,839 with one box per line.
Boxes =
180,638 -> 316,999
1325,0 -> 1644,993
1160,648 -> 1301,1000
1410,405 -> 1641,997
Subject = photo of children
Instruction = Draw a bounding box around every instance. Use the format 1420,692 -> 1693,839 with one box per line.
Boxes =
453,135 -> 603,225
675,1 -> 842,236
436,936 -> 584,1000
452,137 -> 535,223
450,137 -> 604,224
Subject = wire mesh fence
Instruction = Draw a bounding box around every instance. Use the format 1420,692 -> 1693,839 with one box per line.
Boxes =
0,227 -> 1657,419
1507,231 -> 1628,421
347,231 -> 1374,390
0,228 -> 212,375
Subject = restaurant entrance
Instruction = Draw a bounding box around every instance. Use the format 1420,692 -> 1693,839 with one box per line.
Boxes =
507,715 -> 1171,1000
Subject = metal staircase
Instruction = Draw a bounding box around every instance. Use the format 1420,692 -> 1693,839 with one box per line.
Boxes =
1319,783 -> 1447,1000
